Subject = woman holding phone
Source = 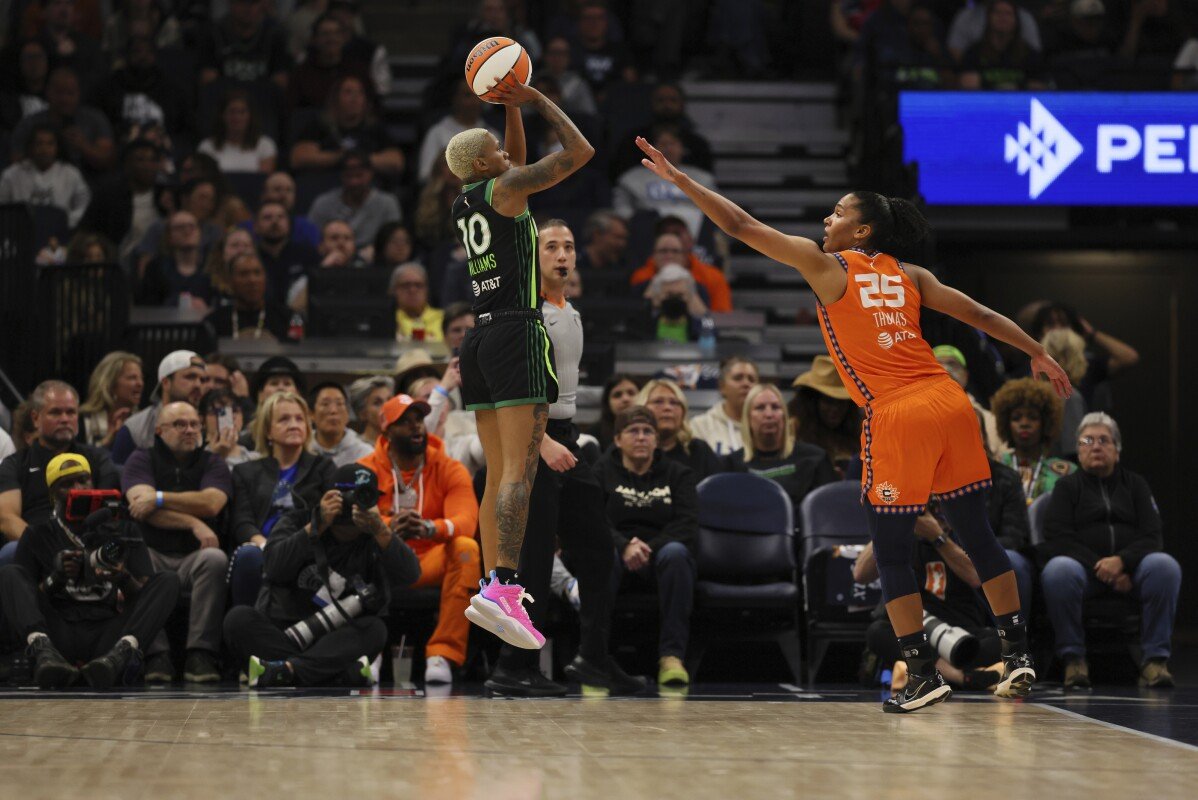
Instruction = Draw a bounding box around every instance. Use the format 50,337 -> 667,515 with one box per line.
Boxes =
200,389 -> 259,469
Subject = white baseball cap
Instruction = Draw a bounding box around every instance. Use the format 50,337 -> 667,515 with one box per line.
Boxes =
151,350 -> 203,400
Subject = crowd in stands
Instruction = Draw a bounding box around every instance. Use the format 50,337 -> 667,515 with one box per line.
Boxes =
0,0 -> 1185,693
840,0 -> 1198,92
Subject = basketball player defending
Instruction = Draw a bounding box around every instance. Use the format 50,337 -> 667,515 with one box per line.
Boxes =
445,73 -> 594,650
637,137 -> 1070,712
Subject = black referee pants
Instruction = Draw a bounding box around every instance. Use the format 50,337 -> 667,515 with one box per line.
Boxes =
497,420 -> 616,672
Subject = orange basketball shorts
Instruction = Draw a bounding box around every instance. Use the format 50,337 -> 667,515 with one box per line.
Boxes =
860,374 -> 992,513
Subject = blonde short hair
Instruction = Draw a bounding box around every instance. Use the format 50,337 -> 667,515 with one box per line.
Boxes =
1041,328 -> 1088,385
252,391 -> 313,455
740,383 -> 794,462
635,378 -> 695,452
445,129 -> 493,181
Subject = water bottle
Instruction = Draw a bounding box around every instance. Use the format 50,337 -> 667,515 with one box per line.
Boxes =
288,312 -> 305,341
698,315 -> 717,355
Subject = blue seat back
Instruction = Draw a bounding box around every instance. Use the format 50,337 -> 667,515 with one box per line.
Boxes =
798,481 -> 872,565
696,473 -> 794,581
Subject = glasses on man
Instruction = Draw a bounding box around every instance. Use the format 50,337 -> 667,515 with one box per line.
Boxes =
1077,435 -> 1114,448
168,419 -> 203,431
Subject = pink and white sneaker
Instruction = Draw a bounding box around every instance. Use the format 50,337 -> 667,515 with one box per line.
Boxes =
465,571 -> 546,650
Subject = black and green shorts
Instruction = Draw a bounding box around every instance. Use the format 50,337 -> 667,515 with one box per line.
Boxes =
460,311 -> 558,411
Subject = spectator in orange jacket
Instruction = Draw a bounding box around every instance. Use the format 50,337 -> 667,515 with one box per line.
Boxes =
629,216 -> 731,312
359,394 -> 480,684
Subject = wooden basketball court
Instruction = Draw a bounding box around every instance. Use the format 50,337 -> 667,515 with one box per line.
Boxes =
1,685 -> 1194,799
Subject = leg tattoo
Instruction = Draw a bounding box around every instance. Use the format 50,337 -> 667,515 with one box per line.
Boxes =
494,404 -> 549,569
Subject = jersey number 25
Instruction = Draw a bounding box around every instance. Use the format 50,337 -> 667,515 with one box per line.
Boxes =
855,274 -> 904,308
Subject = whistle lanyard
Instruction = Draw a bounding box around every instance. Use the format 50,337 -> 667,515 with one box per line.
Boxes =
1008,454 -> 1043,505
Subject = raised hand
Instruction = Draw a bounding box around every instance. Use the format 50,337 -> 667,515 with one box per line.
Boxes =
1031,351 -> 1073,399
636,136 -> 683,185
485,70 -> 539,106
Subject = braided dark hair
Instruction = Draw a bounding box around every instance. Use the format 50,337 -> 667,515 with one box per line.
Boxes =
850,192 -> 931,253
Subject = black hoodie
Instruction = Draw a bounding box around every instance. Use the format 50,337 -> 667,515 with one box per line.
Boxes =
594,449 -> 698,553
1040,464 -> 1162,573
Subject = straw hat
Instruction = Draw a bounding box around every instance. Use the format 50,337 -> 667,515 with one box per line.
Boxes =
393,348 -> 445,394
791,355 -> 851,400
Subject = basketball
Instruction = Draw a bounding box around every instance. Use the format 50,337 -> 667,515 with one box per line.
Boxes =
464,37 -> 532,102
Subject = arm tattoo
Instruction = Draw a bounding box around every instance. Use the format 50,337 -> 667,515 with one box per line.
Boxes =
494,404 -> 549,568
498,97 -> 590,196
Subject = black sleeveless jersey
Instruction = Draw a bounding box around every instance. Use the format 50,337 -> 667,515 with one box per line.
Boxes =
451,178 -> 539,315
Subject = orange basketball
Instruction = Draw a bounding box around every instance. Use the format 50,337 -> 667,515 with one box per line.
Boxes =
464,37 -> 532,103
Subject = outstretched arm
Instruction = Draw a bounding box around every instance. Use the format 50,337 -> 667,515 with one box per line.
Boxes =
488,72 -> 594,215
908,265 -> 1072,398
635,136 -> 846,305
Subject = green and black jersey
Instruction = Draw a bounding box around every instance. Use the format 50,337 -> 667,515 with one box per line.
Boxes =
451,178 -> 540,315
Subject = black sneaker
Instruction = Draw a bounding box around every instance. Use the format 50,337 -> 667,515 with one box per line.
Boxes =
485,665 -> 568,698
29,636 -> 78,689
993,652 -> 1037,698
340,656 -> 376,688
81,639 -> 138,689
883,670 -> 952,713
564,654 -> 648,695
183,649 -> 221,683
144,652 -> 175,684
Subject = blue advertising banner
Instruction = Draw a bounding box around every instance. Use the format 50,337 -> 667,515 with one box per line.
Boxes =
899,92 -> 1198,205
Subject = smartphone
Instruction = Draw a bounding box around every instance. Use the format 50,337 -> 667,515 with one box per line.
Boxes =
217,405 -> 235,435
452,346 -> 460,358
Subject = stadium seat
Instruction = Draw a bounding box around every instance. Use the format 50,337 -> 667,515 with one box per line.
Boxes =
689,472 -> 802,682
798,480 -> 876,681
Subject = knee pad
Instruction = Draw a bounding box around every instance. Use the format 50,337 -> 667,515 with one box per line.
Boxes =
938,491 -> 1010,584
865,506 -> 919,603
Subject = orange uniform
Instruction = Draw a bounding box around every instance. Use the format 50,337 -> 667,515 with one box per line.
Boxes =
816,249 -> 991,512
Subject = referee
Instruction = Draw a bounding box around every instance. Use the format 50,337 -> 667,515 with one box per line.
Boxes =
485,219 -> 647,697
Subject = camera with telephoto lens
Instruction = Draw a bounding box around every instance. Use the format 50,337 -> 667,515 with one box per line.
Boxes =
923,612 -> 980,667
335,480 -> 377,521
284,576 -> 383,648
66,491 -> 141,583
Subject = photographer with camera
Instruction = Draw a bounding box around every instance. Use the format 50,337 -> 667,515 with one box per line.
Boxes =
0,381 -> 120,566
223,464 -> 420,687
0,454 -> 180,688
121,402 -> 232,683
854,500 -> 1003,693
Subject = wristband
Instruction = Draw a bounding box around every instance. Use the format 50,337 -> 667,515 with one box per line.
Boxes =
155,491 -> 164,508
423,519 -> 437,538
932,534 -> 948,549
433,385 -> 450,397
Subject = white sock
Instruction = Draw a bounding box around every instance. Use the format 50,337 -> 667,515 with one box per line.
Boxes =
27,632 -> 49,646
120,635 -> 139,650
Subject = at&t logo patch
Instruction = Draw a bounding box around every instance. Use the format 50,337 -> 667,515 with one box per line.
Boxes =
877,332 -> 894,350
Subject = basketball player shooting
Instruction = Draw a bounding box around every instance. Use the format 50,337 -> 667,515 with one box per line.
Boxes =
446,72 -> 594,650
637,136 -> 1070,712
